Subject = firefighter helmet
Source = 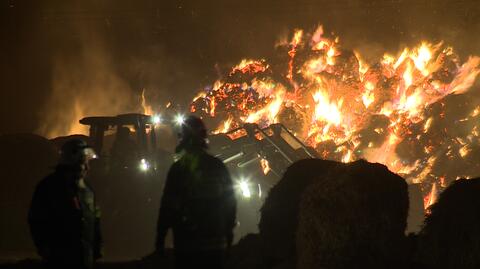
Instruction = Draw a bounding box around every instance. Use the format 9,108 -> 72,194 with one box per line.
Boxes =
59,139 -> 96,165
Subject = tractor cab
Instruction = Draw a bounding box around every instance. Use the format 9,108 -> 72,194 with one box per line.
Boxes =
80,113 -> 159,171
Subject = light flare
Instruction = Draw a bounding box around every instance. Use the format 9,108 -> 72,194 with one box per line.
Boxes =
237,179 -> 251,198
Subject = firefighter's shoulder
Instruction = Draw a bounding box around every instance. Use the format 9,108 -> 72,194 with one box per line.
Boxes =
35,172 -> 56,190
34,171 -> 68,197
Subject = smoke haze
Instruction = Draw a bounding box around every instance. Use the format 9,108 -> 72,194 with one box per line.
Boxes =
37,26 -> 138,138
1,0 -> 479,136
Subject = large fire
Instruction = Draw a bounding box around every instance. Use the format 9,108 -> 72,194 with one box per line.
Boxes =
190,25 -> 480,199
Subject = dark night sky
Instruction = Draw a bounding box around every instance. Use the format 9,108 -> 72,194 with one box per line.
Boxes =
0,0 -> 479,135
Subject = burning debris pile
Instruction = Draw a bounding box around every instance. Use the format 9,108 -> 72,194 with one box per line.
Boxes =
190,25 -> 480,198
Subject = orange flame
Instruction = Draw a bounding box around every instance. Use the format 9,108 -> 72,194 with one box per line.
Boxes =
190,25 -> 480,193
141,88 -> 153,115
260,158 -> 271,175
287,30 -> 303,83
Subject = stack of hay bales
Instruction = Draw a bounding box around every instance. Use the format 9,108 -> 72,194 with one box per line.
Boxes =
296,160 -> 409,269
259,159 -> 343,267
416,178 -> 480,269
259,159 -> 409,269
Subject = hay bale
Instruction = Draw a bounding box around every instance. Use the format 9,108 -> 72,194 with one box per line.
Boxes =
296,160 -> 409,269
416,178 -> 480,269
259,159 -> 342,266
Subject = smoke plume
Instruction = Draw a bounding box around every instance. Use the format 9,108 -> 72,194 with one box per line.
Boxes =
37,25 -> 138,138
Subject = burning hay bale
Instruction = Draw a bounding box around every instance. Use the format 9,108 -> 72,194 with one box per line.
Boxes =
296,160 -> 409,269
258,159 -> 343,267
416,178 -> 480,269
189,24 -> 480,198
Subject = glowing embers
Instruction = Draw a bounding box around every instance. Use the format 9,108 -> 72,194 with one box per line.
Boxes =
287,30 -> 303,82
229,59 -> 269,76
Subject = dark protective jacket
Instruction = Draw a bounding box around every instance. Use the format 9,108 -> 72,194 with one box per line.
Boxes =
156,150 -> 237,252
28,166 -> 102,269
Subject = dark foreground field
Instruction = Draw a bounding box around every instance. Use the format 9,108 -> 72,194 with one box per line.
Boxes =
1,134 -> 479,269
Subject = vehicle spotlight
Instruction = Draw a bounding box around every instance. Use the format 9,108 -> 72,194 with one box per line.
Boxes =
174,114 -> 185,126
152,114 -> 161,125
237,179 -> 251,198
84,148 -> 98,161
139,158 -> 150,171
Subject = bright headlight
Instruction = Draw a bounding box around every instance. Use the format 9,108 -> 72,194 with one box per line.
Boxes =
174,114 -> 185,126
139,158 -> 150,171
152,115 -> 162,125
237,179 -> 251,198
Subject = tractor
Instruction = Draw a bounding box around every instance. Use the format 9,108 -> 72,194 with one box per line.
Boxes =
79,113 -> 166,173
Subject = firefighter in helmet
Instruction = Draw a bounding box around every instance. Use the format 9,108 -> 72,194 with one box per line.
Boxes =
28,139 -> 102,269
156,115 -> 237,269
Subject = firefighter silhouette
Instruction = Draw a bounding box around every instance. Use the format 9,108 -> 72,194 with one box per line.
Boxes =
156,115 -> 237,269
29,139 -> 102,269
